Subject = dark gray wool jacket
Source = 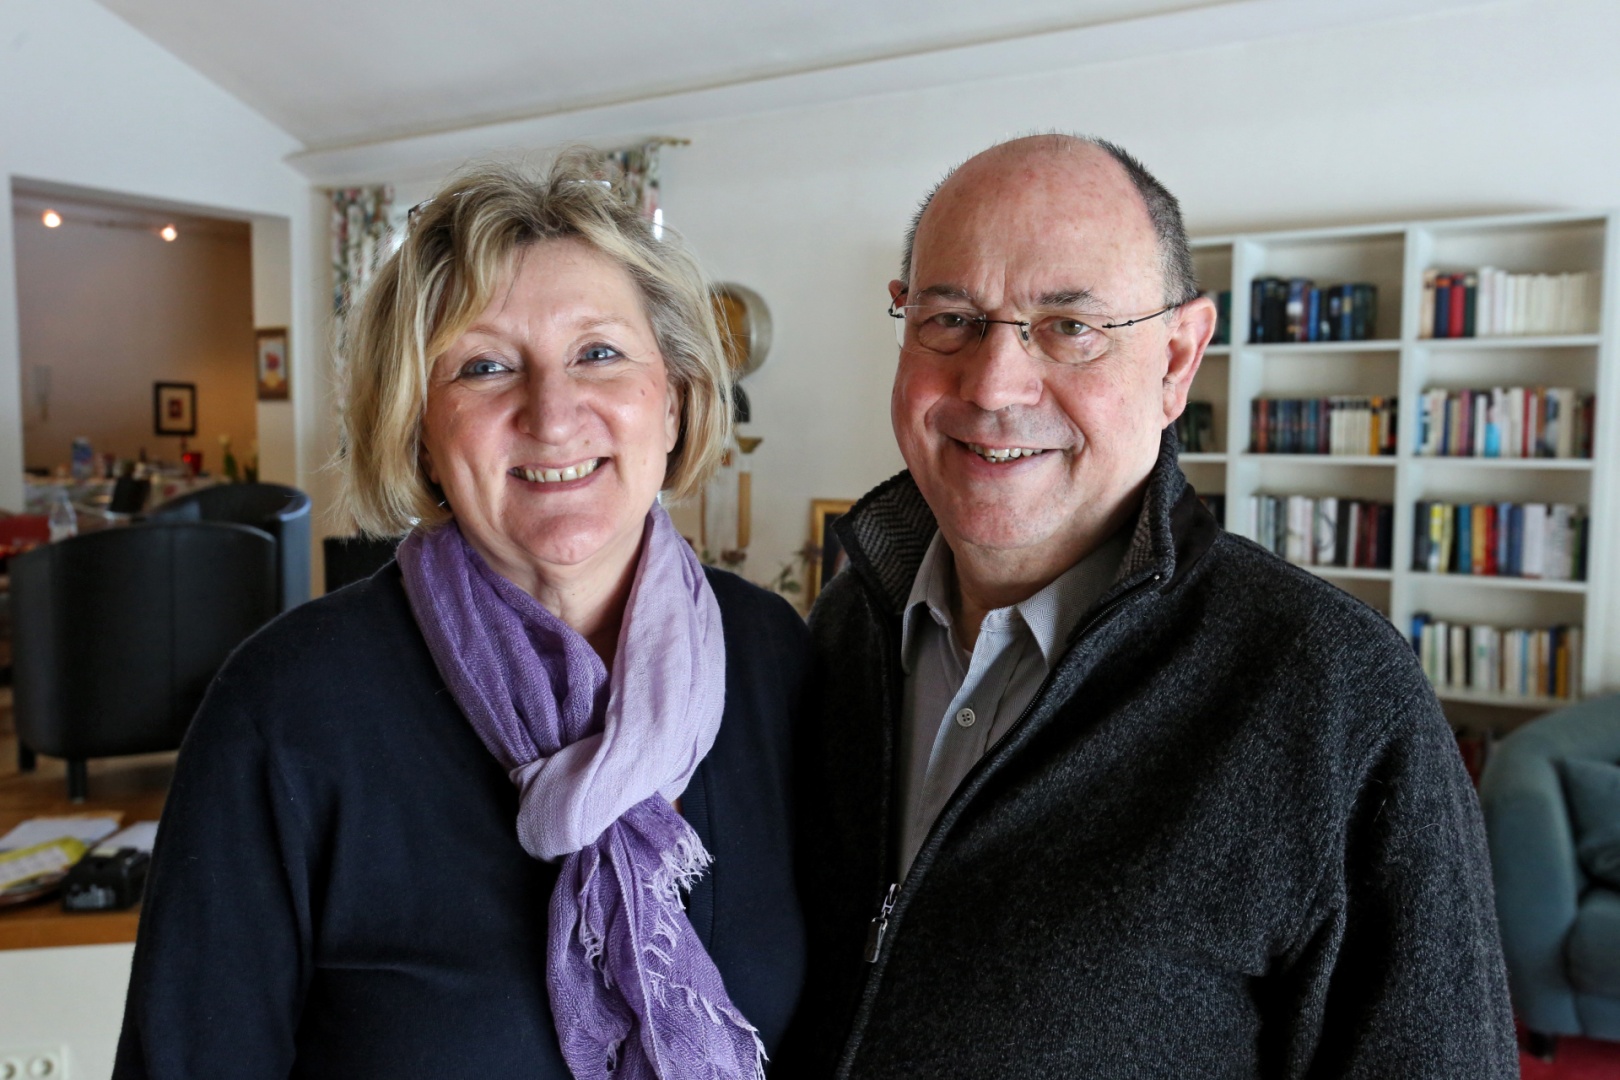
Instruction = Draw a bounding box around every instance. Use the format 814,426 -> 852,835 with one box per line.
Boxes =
777,432 -> 1517,1079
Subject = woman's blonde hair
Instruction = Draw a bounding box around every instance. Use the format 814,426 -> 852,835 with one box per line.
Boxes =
339,151 -> 733,536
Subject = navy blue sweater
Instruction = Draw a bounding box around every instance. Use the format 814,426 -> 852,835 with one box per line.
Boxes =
115,564 -> 808,1079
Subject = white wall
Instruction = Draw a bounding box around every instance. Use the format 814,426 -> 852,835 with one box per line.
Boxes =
303,0 -> 1620,687
0,0 -> 321,521
0,945 -> 133,1078
16,213 -> 257,472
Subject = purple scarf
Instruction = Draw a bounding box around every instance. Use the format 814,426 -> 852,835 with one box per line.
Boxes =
397,504 -> 764,1080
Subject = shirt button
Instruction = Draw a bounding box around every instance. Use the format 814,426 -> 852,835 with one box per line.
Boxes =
955,708 -> 976,728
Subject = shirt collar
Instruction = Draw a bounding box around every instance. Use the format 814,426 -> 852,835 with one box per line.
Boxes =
900,527 -> 1130,674
900,530 -> 954,674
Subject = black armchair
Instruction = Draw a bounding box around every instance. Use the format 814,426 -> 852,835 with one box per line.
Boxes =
151,482 -> 311,611
10,521 -> 278,800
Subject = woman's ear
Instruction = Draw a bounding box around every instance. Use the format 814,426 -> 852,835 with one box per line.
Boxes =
664,382 -> 682,455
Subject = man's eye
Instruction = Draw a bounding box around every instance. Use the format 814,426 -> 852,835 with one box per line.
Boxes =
461,357 -> 510,377
1050,317 -> 1095,338
929,312 -> 974,331
580,344 -> 623,363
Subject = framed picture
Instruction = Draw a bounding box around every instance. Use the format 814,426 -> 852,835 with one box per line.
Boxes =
807,498 -> 856,598
256,327 -> 290,400
153,381 -> 197,437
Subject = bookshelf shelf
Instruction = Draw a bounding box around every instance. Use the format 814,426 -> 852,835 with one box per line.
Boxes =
1421,334 -> 1601,350
1407,572 -> 1588,594
1305,566 -> 1394,582
1438,689 -> 1574,712
1408,456 -> 1594,471
1191,209 -> 1617,725
1433,687 -> 1577,710
1246,340 -> 1402,354
1240,454 -> 1396,467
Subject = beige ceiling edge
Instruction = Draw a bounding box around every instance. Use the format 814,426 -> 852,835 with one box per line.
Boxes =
286,0 -> 1501,186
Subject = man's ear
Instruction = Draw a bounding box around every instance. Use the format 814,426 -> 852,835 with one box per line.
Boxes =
889,279 -> 907,307
1161,295 -> 1217,425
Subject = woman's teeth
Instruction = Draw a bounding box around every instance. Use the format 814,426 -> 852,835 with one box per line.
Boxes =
516,458 -> 602,483
968,443 -> 1044,462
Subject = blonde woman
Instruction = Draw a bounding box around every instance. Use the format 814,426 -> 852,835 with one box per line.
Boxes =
115,156 -> 807,1079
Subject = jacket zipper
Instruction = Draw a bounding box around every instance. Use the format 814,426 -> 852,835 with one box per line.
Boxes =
838,570 -> 1163,1074
864,882 -> 899,962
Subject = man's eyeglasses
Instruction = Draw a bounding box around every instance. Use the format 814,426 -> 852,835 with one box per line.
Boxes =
888,299 -> 1180,366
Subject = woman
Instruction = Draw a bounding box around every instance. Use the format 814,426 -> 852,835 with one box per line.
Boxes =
115,155 -> 808,1079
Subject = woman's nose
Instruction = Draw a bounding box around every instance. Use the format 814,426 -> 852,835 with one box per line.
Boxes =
518,364 -> 583,444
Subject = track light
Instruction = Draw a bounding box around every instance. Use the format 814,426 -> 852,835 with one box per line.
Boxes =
42,210 -> 62,228
160,224 -> 178,242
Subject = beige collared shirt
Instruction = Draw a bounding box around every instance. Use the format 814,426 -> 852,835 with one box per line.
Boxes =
897,529 -> 1127,878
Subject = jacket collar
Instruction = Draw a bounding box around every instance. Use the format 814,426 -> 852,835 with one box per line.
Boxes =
834,428 -> 1208,618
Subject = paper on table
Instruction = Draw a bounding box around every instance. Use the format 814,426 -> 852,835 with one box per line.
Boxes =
96,821 -> 159,854
0,816 -> 122,851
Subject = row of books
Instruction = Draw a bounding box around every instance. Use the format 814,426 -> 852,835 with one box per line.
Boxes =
1250,278 -> 1380,343
1412,501 -> 1589,581
1414,386 -> 1594,459
1249,397 -> 1398,456
1411,615 -> 1582,701
1174,401 -> 1218,453
1247,495 -> 1394,569
1420,268 -> 1597,339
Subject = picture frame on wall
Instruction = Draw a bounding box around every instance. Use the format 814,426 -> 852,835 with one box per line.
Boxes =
807,498 -> 856,599
256,327 -> 290,400
153,381 -> 197,437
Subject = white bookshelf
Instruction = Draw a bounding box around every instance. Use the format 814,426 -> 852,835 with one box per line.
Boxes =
1188,211 -> 1618,719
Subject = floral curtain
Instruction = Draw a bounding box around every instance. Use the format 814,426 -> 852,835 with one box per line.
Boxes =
330,185 -> 394,318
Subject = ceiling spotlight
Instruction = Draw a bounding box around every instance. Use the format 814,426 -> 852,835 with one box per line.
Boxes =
42,210 -> 62,228
160,224 -> 178,242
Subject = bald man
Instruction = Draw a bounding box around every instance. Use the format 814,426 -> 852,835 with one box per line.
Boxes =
784,136 -> 1515,1078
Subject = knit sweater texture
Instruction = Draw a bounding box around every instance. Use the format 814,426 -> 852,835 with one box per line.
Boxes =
780,432 -> 1517,1079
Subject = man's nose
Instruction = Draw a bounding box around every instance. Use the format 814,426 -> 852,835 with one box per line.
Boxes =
957,322 -> 1043,412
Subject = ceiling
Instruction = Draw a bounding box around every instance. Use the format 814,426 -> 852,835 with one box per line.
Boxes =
93,0 -> 1235,151
11,184 -> 251,239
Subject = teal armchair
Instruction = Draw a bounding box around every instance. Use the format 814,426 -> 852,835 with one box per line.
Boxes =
1480,694 -> 1620,1049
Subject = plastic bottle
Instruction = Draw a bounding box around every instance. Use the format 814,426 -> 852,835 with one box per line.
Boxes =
48,488 -> 78,541
70,437 -> 93,481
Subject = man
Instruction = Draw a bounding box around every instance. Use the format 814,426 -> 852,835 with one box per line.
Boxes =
785,135 -> 1515,1077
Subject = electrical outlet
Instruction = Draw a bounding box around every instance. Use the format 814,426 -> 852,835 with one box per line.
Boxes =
0,1046 -> 68,1079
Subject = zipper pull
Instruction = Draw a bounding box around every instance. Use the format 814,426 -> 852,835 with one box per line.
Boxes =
865,882 -> 899,963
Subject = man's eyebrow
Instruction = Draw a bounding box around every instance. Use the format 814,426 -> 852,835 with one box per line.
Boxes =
911,284 -> 975,303
1037,288 -> 1105,310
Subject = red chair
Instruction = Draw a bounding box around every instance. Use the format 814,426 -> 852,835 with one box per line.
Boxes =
0,514 -> 50,547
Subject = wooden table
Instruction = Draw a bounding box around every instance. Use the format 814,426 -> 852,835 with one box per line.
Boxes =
0,715 -> 172,951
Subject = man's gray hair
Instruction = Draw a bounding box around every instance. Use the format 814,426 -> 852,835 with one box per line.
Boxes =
898,135 -> 1199,308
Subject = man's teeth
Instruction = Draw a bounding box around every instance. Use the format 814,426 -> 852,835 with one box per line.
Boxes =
968,444 -> 1044,462
517,459 -> 602,483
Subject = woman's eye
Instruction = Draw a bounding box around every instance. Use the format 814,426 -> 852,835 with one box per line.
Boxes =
460,357 -> 511,377
580,344 -> 623,364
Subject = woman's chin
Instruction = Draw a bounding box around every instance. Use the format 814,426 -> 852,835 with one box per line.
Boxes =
502,516 -> 644,575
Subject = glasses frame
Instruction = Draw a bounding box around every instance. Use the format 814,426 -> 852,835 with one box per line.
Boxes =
887,296 -> 1183,359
